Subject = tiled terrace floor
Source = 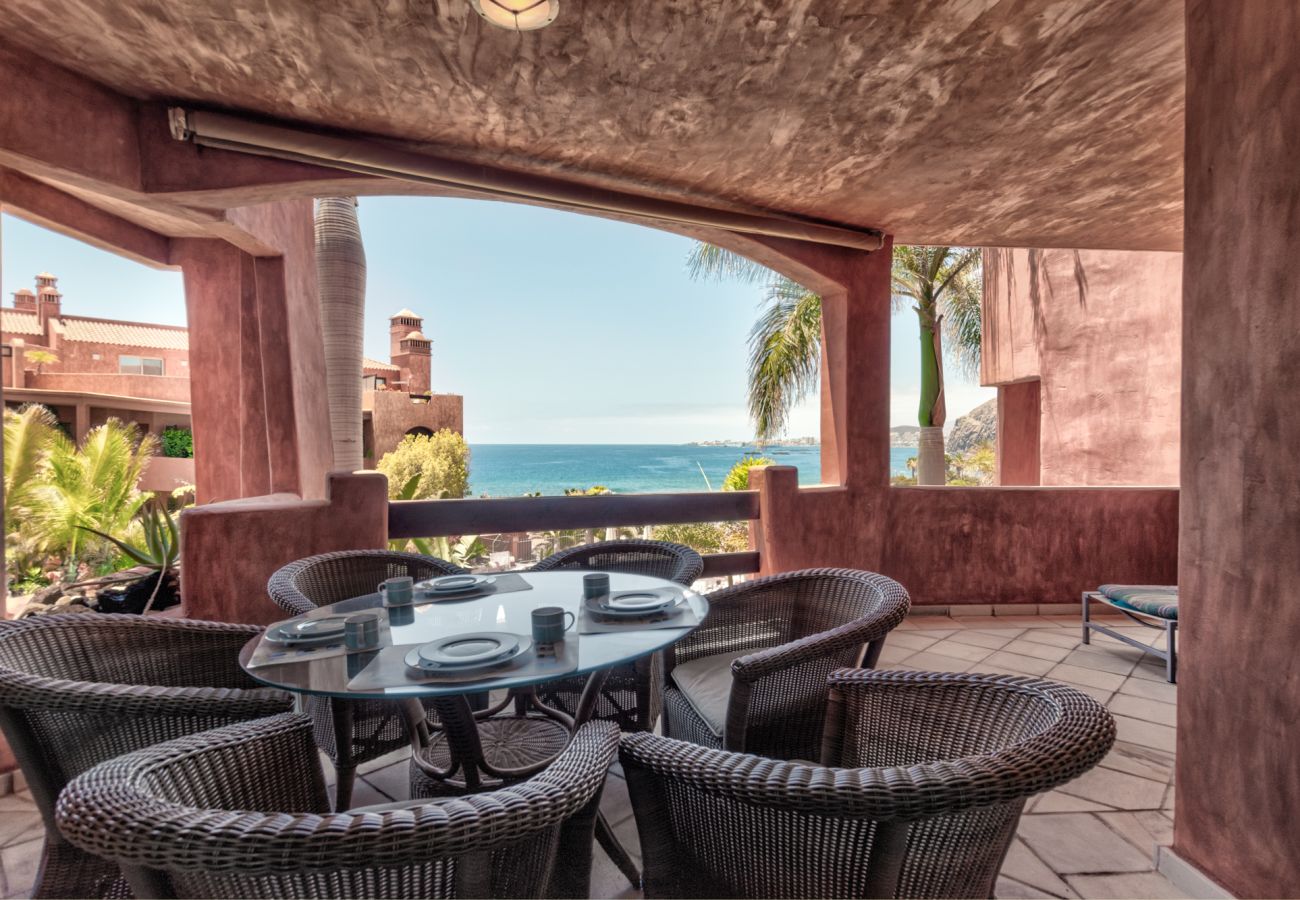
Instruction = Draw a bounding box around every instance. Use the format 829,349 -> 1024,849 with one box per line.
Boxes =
0,612 -> 1181,899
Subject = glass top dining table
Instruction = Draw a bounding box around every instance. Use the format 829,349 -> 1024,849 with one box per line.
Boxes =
238,570 -> 709,701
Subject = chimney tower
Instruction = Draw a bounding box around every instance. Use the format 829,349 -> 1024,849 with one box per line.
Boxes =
388,309 -> 431,393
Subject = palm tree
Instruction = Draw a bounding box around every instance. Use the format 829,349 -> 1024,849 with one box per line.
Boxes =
30,419 -> 156,565
315,196 -> 367,472
687,243 -> 982,484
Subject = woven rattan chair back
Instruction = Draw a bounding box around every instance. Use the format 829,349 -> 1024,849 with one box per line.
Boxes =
624,670 -> 1116,899
663,568 -> 910,760
527,540 -> 703,731
56,713 -> 619,900
0,614 -> 292,899
266,550 -> 466,808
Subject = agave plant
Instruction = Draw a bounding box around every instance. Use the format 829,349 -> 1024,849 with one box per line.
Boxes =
78,505 -> 180,614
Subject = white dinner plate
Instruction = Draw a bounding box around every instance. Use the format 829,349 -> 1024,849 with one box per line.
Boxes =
591,588 -> 681,617
405,632 -> 529,672
419,574 -> 497,594
265,616 -> 350,646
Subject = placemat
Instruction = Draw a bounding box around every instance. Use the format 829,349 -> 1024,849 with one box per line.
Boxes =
246,615 -> 392,669
578,598 -> 701,635
393,571 -> 533,608
347,636 -> 579,691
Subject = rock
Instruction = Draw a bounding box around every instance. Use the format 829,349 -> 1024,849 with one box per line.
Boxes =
948,398 -> 997,456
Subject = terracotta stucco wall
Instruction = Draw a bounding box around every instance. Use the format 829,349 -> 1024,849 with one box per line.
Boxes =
1175,3 -> 1300,896
982,248 -> 1182,486
366,390 -> 463,462
22,372 -> 189,402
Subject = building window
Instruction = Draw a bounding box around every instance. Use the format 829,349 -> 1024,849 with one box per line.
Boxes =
120,355 -> 164,376
363,374 -> 388,391
1,345 -> 11,358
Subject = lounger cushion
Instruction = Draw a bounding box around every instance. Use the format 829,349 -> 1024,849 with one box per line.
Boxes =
1099,584 -> 1179,620
669,650 -> 749,738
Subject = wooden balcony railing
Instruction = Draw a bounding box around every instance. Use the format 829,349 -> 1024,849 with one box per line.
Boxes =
389,490 -> 761,578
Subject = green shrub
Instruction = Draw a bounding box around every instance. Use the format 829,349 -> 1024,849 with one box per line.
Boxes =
160,426 -> 194,458
722,454 -> 775,492
378,429 -> 470,500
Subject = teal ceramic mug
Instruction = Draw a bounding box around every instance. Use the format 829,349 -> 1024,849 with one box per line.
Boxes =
532,606 -> 576,644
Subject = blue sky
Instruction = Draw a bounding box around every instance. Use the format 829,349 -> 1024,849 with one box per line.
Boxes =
1,201 -> 992,442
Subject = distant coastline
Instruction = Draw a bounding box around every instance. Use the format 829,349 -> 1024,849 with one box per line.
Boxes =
685,436 -> 818,447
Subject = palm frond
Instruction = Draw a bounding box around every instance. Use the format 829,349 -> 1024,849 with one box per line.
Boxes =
747,281 -> 823,440
4,404 -> 58,525
941,260 -> 984,379
686,243 -> 771,283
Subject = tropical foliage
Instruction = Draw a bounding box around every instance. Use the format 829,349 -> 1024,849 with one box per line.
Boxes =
891,441 -> 996,487
25,348 -> 58,374
160,426 -> 194,458
3,405 -> 160,587
721,454 -> 774,492
377,429 -> 470,500
686,242 -> 983,483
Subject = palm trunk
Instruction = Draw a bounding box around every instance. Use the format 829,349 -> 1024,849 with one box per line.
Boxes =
916,307 -> 947,485
314,197 -> 367,472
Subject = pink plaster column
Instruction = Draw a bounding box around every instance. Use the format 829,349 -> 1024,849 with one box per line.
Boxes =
1174,3 -> 1300,896
996,381 -> 1041,485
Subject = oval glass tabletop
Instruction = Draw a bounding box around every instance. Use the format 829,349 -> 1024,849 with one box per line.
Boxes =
238,570 -> 709,700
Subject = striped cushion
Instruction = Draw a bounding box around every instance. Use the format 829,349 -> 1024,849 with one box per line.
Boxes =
1099,584 -> 1179,620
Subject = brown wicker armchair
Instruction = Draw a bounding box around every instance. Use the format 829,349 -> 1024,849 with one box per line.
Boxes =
55,712 -> 620,899
623,670 -> 1117,899
528,539 -> 704,732
267,549 -> 467,808
662,568 -> 909,760
0,614 -> 294,900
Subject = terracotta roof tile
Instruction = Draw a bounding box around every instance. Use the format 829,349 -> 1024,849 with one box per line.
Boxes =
60,317 -> 189,350
363,357 -> 400,372
2,310 -> 42,335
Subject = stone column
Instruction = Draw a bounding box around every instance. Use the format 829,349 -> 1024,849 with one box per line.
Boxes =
1174,3 -> 1300,897
996,381 -> 1040,485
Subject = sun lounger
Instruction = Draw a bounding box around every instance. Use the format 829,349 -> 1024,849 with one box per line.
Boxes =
1082,585 -> 1178,683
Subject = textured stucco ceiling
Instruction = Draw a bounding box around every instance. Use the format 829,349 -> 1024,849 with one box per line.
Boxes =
0,0 -> 1185,250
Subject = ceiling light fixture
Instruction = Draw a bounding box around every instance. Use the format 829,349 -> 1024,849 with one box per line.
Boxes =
470,0 -> 558,31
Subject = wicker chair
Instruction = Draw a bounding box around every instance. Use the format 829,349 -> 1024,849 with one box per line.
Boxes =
267,550 -> 467,808
662,568 -> 909,760
528,539 -> 704,732
55,712 -> 620,899
623,670 -> 1117,899
0,614 -> 294,899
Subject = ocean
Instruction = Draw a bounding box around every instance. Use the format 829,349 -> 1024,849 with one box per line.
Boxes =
467,444 -> 918,497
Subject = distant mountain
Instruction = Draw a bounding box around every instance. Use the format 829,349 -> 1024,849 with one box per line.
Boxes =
948,399 -> 998,455
890,425 -> 920,447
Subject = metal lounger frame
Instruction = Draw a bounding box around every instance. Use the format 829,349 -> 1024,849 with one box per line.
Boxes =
1081,591 -> 1177,683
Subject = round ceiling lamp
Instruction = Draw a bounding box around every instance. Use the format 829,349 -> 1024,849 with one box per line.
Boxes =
470,0 -> 559,31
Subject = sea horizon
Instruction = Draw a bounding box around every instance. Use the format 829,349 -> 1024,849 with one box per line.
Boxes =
465,443 -> 917,497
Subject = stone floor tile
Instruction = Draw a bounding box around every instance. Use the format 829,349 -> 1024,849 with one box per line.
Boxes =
945,629 -> 1017,650
0,805 -> 41,849
995,616 -> 1062,628
356,746 -> 410,775
999,838 -> 1078,897
1001,639 -> 1074,663
1096,810 -> 1174,856
995,876 -> 1063,899
1017,629 -> 1085,649
945,616 -> 1001,627
903,650 -> 975,673
970,626 -> 1027,640
949,604 -> 994,617
1098,742 -> 1175,782
924,639 -> 995,662
1108,694 -> 1177,728
0,795 -> 35,815
588,842 -> 642,899
1163,783 -> 1176,810
1128,658 -> 1175,683
1113,714 -> 1177,753
1056,766 -> 1167,810
887,631 -> 943,652
1118,677 -> 1178,704
361,759 -> 412,802
600,773 -> 634,826
903,618 -> 958,634
341,778 -> 390,810
1060,647 -> 1140,677
1016,813 -> 1153,874
1065,872 -> 1186,899
0,837 -> 41,900
1046,664 -> 1126,691
983,650 -> 1057,677
876,644 -> 914,666
1028,790 -> 1113,814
